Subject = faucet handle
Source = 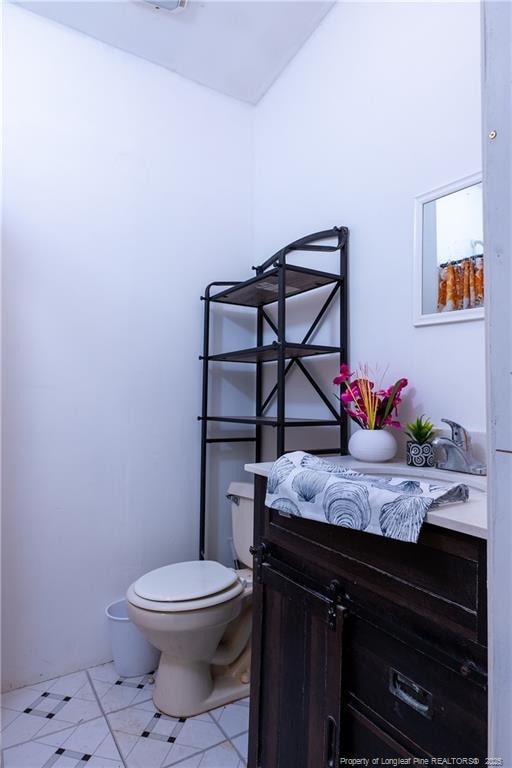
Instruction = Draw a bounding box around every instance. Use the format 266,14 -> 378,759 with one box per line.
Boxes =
441,419 -> 469,451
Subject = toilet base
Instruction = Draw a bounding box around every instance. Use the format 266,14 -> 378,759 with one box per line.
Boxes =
153,644 -> 251,718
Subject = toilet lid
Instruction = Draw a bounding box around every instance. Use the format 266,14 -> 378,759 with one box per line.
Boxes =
133,560 -> 238,603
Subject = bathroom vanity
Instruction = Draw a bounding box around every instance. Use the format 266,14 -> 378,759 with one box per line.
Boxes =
244,459 -> 487,767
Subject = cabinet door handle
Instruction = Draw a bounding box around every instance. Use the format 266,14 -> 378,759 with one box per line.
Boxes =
324,716 -> 337,768
389,668 -> 433,719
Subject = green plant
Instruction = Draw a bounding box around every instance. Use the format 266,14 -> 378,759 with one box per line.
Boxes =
405,415 -> 439,445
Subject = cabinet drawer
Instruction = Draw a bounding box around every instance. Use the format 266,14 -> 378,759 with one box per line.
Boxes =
265,506 -> 486,644
342,704 -> 419,759
345,617 -> 487,757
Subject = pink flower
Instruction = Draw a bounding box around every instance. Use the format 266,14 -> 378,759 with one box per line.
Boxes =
333,364 -> 407,431
377,378 -> 408,408
333,363 -> 353,386
346,409 -> 367,426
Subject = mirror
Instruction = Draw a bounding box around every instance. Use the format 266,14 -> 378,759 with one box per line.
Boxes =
414,173 -> 484,326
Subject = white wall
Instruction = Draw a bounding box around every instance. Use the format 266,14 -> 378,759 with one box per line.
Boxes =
253,1 -> 485,450
2,0 -> 484,691
1,4 -> 254,690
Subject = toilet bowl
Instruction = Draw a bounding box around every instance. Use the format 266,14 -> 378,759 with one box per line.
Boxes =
126,481 -> 254,718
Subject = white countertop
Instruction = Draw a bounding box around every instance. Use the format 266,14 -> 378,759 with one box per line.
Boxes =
244,456 -> 487,540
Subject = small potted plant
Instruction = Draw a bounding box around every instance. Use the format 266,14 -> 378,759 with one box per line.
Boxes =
333,363 -> 408,462
404,415 -> 439,467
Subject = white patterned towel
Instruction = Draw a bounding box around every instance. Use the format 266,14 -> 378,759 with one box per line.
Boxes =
265,452 -> 469,543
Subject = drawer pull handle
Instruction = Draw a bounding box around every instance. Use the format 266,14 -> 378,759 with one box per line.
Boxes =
389,668 -> 433,719
324,716 -> 337,768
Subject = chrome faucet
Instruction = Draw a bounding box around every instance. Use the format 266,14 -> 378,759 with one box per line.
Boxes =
432,419 -> 487,476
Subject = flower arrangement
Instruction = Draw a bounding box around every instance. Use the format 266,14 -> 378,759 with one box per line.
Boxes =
333,363 -> 408,430
405,415 -> 439,445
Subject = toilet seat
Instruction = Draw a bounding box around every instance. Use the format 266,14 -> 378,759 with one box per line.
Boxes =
127,560 -> 245,613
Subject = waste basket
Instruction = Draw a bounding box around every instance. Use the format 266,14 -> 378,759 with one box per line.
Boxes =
105,599 -> 160,677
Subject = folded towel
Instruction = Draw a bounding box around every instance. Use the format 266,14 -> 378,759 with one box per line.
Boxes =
265,451 -> 469,543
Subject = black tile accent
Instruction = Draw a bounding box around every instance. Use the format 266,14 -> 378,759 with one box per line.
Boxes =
115,680 -> 123,686
141,731 -> 150,738
179,717 -> 186,723
56,748 -> 65,755
24,708 -> 32,714
63,696 -> 71,702
137,684 -> 144,689
42,692 -> 50,698
167,736 -> 176,744
82,754 -> 92,761
46,713 -> 54,719
154,713 -> 161,719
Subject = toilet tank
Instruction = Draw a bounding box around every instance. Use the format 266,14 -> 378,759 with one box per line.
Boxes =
227,481 -> 254,569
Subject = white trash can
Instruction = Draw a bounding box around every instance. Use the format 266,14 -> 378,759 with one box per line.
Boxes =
105,599 -> 160,677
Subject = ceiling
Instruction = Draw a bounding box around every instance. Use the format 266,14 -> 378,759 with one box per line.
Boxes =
13,0 -> 335,103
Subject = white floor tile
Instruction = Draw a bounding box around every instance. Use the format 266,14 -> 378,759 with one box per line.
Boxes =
88,664 -> 120,686
73,680 -> 106,701
152,716 -> 180,739
214,704 -> 249,738
61,717 -> 111,754
198,741 -> 240,767
95,733 -> 123,761
2,739 -> 56,767
129,688 -> 155,708
86,757 -> 124,768
1,687 -> 44,713
187,712 -> 215,723
170,758 -> 203,768
132,698 -> 158,713
1,713 -> 48,748
50,756 -> 79,768
99,685 -> 145,714
29,697 -> 56,715
123,734 -> 173,768
88,664 -> 155,714
54,695 -> 103,725
36,725 -> 77,748
175,719 -> 225,750
107,705 -> 156,736
45,672 -> 89,698
208,706 -> 224,723
112,731 -> 138,760
1,708 -> 20,729
164,743 -> 202,766
1,665 -> 250,768
31,718 -> 76,740
230,732 -> 248,760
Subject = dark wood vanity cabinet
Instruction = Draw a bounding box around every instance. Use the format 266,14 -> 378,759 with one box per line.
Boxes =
248,474 -> 487,768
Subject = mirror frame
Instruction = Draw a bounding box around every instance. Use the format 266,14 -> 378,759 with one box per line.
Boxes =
413,172 -> 484,327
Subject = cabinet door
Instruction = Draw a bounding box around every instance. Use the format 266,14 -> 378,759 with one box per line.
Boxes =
248,562 -> 345,768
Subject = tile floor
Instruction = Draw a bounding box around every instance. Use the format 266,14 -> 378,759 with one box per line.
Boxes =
1,664 -> 249,768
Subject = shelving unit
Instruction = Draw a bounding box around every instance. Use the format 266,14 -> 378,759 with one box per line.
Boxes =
198,227 -> 349,559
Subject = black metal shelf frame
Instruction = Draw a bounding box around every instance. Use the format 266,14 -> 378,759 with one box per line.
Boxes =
198,227 -> 349,559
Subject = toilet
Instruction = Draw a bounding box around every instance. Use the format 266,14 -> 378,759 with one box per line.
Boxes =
126,481 -> 254,718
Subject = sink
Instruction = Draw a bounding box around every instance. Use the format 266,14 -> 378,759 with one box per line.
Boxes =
347,461 -> 487,539
351,462 -> 487,492
244,456 -> 488,539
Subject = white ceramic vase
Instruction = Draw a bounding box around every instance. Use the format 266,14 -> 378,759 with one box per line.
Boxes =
348,428 -> 397,462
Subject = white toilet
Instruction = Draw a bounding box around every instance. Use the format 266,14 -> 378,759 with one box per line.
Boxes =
126,481 -> 254,718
